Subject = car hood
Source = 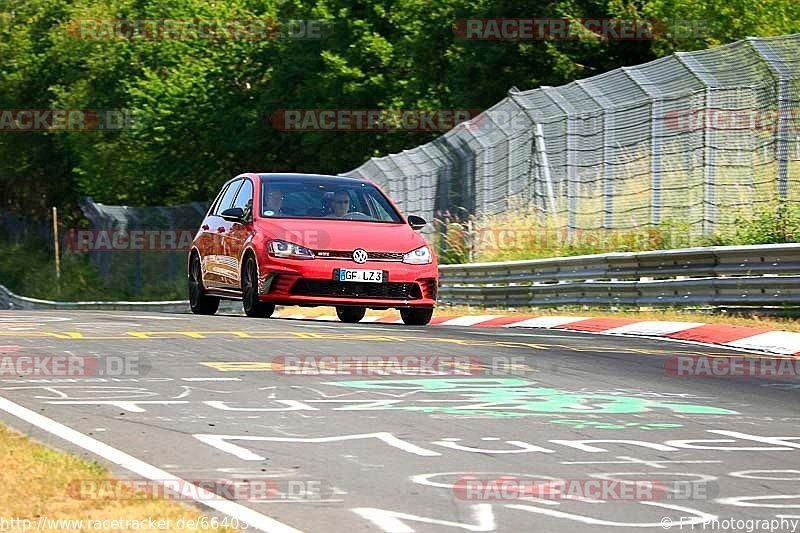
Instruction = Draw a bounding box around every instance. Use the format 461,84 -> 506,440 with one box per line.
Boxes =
257,218 -> 428,253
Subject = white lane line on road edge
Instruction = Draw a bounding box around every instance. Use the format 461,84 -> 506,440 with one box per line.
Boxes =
0,395 -> 302,533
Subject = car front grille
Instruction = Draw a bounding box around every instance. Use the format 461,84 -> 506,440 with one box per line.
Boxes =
291,279 -> 422,299
313,250 -> 404,262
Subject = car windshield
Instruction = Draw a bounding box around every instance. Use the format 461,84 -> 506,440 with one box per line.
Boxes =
260,178 -> 403,223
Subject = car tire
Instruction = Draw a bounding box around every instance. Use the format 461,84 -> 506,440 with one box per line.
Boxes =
189,254 -> 220,315
336,306 -> 366,323
242,255 -> 275,318
400,307 -> 433,326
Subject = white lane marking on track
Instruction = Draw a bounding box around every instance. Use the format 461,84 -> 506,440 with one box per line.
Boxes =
194,433 -> 441,460
725,331 -> 800,355
462,331 -> 581,339
118,315 -> 189,320
74,322 -> 141,328
438,315 -> 503,326
0,315 -> 71,322
503,316 -> 588,329
181,377 -> 243,382
0,395 -> 302,533
602,321 -> 706,336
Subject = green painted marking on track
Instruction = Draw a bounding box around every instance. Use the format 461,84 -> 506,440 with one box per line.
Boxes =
328,378 -> 738,418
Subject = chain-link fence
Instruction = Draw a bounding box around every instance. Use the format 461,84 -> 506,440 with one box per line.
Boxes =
0,208 -> 54,245
76,197 -> 209,295
342,34 -> 800,241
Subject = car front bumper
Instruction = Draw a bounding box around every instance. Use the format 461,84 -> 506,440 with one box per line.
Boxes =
257,256 -> 438,308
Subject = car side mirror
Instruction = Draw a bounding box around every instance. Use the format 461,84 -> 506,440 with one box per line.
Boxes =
220,207 -> 245,222
407,215 -> 426,230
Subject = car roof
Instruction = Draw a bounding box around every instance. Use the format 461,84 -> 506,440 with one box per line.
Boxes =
256,173 -> 370,185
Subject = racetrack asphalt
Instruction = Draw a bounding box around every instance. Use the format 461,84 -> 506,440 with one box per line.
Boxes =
0,310 -> 799,533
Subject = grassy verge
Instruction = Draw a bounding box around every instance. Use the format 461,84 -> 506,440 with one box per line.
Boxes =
0,424 -> 236,533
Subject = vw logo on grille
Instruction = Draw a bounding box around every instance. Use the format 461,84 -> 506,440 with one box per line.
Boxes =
352,249 -> 369,264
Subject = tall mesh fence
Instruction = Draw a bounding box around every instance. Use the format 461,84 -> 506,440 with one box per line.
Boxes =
342,34 -> 800,240
76,197 -> 209,296
0,209 -> 53,246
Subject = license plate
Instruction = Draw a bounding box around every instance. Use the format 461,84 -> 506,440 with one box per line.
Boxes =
338,269 -> 384,283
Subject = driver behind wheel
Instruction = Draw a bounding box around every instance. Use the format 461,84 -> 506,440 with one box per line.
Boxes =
331,189 -> 351,218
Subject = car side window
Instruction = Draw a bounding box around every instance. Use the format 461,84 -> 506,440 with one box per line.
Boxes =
232,179 -> 254,220
213,180 -> 243,215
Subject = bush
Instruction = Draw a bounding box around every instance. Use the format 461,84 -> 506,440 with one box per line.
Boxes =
0,240 -> 185,301
707,200 -> 800,246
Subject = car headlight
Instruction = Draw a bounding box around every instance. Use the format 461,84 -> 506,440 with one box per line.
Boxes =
402,245 -> 432,265
268,240 -> 314,259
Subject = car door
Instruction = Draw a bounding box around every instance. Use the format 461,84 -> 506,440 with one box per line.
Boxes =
203,179 -> 242,288
220,177 -> 254,288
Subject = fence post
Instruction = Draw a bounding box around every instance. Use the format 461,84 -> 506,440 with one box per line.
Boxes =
703,87 -> 717,234
623,67 -> 662,226
462,120 -> 490,217
533,123 -> 557,215
542,87 -> 576,240
508,90 -> 554,217
575,80 -> 614,229
749,37 -> 791,199
52,207 -> 61,297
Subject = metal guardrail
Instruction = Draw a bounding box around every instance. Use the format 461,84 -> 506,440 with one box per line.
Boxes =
438,244 -> 800,307
1,244 -> 799,311
0,285 -> 190,312
0,285 -> 240,313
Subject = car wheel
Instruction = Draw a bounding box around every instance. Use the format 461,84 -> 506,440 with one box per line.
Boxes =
400,307 -> 433,326
242,255 -> 275,318
189,254 -> 220,315
336,306 -> 366,323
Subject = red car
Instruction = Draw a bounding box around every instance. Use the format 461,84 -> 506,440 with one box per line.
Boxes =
188,173 -> 438,325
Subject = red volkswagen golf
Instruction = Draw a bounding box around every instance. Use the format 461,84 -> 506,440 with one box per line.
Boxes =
188,173 -> 438,325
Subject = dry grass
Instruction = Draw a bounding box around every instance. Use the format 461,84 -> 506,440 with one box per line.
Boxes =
0,425 -> 237,532
433,204 -> 696,265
